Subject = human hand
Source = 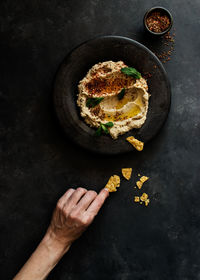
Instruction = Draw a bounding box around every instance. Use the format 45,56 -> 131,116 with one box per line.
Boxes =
13,187 -> 109,280
46,187 -> 109,250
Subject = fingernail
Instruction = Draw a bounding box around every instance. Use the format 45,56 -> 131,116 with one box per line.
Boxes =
104,188 -> 110,194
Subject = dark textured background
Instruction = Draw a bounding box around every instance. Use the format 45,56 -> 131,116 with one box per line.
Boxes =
0,0 -> 200,279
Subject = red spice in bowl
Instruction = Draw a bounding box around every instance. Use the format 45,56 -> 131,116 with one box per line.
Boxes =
146,11 -> 170,33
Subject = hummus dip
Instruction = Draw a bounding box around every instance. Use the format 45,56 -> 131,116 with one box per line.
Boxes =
77,61 -> 150,139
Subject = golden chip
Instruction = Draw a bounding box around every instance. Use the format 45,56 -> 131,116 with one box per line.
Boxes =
134,196 -> 140,202
140,193 -> 148,202
136,175 -> 149,189
134,193 -> 150,206
144,199 -> 150,206
122,168 -> 132,180
126,136 -> 144,151
105,175 -> 120,192
140,176 -> 149,183
136,180 -> 143,189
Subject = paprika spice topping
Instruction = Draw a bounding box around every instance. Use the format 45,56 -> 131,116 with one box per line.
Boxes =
85,74 -> 135,97
146,11 -> 171,33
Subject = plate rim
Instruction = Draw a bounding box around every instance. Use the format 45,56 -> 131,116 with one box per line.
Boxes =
53,35 -> 171,155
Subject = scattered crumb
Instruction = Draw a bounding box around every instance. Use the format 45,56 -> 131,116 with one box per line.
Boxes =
105,175 -> 120,192
134,196 -> 140,202
136,175 -> 149,189
140,176 -> 149,183
154,29 -> 176,64
126,136 -> 144,151
143,71 -> 152,80
134,193 -> 150,206
122,168 -> 132,180
144,199 -> 150,206
138,173 -> 141,176
140,193 -> 148,201
136,181 -> 143,189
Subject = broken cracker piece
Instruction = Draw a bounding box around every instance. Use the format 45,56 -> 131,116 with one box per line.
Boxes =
136,180 -> 143,189
144,199 -> 150,206
134,193 -> 150,206
134,196 -> 140,202
140,193 -> 148,202
126,136 -> 144,151
136,175 -> 149,189
140,176 -> 149,183
105,175 -> 120,192
122,168 -> 132,180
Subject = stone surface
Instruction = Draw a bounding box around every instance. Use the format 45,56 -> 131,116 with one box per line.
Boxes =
0,0 -> 200,279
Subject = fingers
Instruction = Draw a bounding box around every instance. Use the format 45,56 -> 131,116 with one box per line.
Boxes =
57,187 -> 109,220
57,188 -> 75,209
75,190 -> 97,211
63,187 -> 87,213
86,188 -> 109,216
51,187 -> 110,247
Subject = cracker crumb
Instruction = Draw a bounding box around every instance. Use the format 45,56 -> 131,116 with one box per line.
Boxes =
140,176 -> 149,183
126,136 -> 144,151
136,175 -> 149,189
134,193 -> 150,206
134,196 -> 140,202
122,168 -> 132,180
144,199 -> 150,206
136,181 -> 143,189
140,193 -> 148,201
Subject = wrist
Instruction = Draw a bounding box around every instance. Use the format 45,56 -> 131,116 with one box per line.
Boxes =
42,229 -> 71,259
13,229 -> 71,280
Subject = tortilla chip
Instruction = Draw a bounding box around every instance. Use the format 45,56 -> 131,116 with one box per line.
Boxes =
126,136 -> 144,151
105,175 -> 120,192
122,168 -> 132,180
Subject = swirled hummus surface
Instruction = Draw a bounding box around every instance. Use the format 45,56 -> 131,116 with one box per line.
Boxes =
77,61 -> 150,139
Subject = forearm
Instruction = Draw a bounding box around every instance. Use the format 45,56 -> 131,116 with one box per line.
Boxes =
13,188 -> 109,280
13,230 -> 71,280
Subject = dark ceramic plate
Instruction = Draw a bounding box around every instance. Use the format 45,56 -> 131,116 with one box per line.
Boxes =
54,36 -> 171,155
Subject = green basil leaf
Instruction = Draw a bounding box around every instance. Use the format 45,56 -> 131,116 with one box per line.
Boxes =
118,88 -> 125,100
121,67 -> 141,79
86,99 -> 92,107
104,122 -> 114,127
101,124 -> 109,134
94,126 -> 102,136
86,97 -> 104,108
